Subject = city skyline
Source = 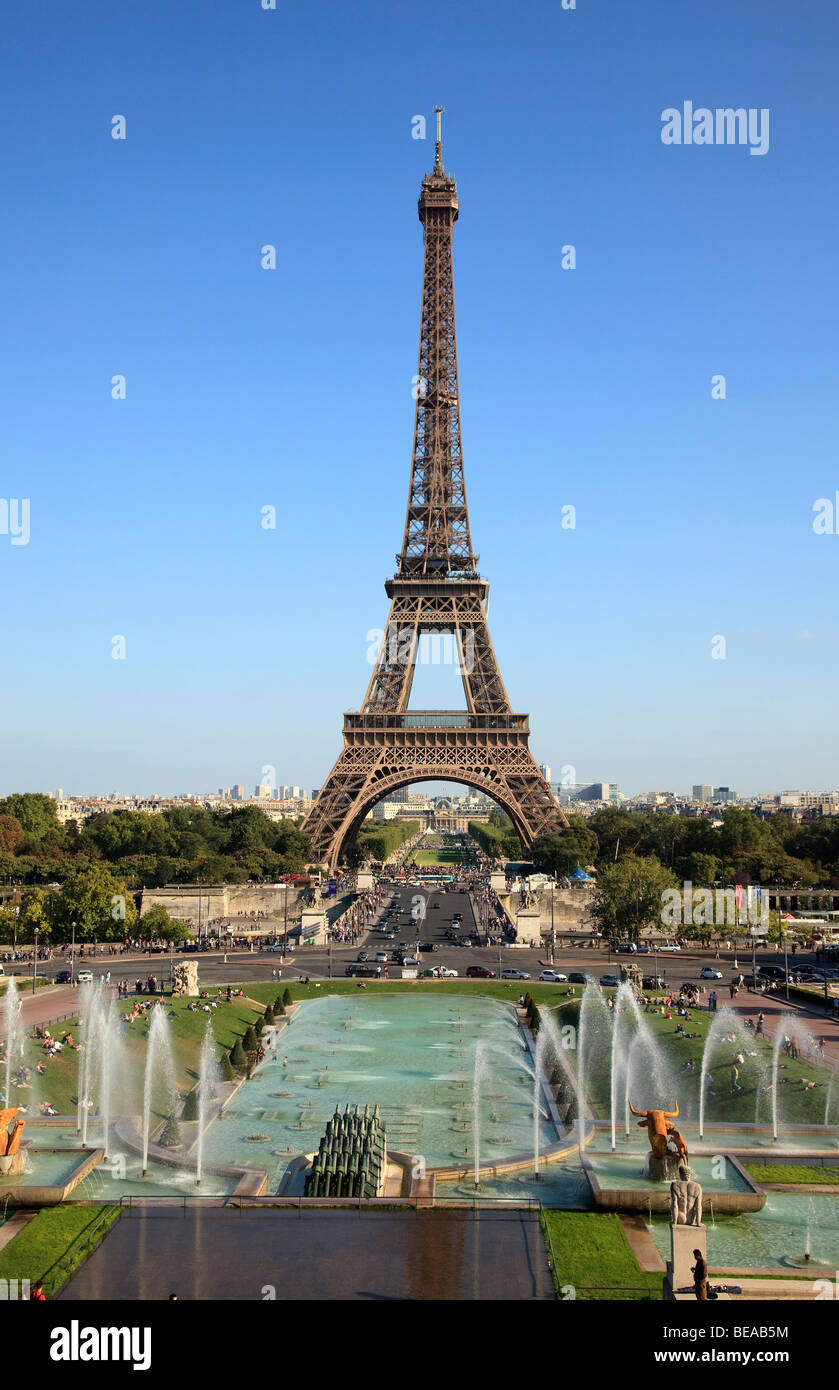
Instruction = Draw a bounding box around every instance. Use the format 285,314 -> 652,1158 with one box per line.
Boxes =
2,2 -> 837,800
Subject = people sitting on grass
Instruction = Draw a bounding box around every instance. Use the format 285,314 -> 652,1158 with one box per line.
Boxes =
39,1101 -> 58,1116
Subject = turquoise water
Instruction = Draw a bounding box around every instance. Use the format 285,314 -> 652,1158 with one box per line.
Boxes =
587,1124 -> 839,1154
0,1149 -> 83,1188
649,1193 -> 839,1270
586,1152 -> 751,1193
201,993 -> 558,1185
436,1164 -> 591,1208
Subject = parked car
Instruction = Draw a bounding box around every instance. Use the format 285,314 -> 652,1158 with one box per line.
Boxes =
599,973 -> 621,988
466,965 -> 495,978
616,942 -> 637,954
699,966 -> 723,980
759,965 -> 787,981
538,969 -> 568,983
657,943 -> 681,952
635,943 -> 651,954
568,972 -> 588,985
500,968 -> 530,980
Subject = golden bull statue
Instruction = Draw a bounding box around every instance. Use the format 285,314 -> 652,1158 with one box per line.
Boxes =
628,1100 -> 686,1162
0,1107 -> 25,1157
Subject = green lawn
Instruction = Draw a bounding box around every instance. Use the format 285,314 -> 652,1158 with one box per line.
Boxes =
745,1164 -> 839,1186
0,1205 -> 120,1298
413,849 -> 465,865
542,1210 -> 661,1300
11,990 -> 280,1122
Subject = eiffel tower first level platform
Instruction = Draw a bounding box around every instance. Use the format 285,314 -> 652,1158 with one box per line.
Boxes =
302,111 -> 568,869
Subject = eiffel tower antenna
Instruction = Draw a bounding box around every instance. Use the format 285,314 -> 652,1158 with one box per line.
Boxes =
434,105 -> 444,173
303,118 -> 568,867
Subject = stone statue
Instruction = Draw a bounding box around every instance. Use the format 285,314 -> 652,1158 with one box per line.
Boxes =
670,1165 -> 703,1226
172,960 -> 199,997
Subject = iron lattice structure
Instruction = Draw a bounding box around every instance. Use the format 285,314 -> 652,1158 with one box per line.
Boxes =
303,114 -> 568,868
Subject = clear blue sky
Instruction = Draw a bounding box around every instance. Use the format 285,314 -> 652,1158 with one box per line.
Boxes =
1,0 -> 837,800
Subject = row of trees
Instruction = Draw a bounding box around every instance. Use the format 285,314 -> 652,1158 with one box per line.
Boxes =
0,794 -> 312,888
520,806 -> 839,889
347,820 -> 420,867
0,863 -> 191,944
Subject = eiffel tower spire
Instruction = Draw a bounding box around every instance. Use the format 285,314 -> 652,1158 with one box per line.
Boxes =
399,105 -> 474,579
302,117 -> 568,868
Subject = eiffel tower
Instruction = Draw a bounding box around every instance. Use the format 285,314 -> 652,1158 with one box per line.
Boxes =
303,111 -> 568,868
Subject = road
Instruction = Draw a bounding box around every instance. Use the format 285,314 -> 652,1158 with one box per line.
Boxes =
12,882 -> 839,1059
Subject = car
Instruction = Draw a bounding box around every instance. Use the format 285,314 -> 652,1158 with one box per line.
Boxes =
599,973 -> 621,988
402,956 -> 420,967
466,965 -> 496,978
419,942 -> 439,952
759,965 -> 787,981
699,967 -> 723,980
452,912 -> 463,921
430,902 -> 440,910
568,972 -> 588,985
55,969 -> 72,984
635,943 -> 651,954
77,971 -> 94,984
643,974 -> 666,990
500,968 -> 530,980
657,943 -> 681,952
538,969 -> 568,983
374,952 -> 389,963
439,966 -> 458,978
265,944 -> 285,953
357,951 -> 369,962
616,942 -> 637,954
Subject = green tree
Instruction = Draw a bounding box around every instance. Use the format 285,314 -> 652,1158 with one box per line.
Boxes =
0,793 -> 60,840
47,863 -> 138,941
139,904 -> 188,943
230,1038 -> 247,1070
590,856 -> 678,942
0,815 -> 24,856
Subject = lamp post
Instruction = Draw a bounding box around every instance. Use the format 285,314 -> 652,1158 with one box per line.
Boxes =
70,920 -> 76,985
31,927 -> 38,997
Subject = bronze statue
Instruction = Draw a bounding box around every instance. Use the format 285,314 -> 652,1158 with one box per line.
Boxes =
0,1107 -> 25,1156
628,1099 -> 680,1160
668,1126 -> 690,1164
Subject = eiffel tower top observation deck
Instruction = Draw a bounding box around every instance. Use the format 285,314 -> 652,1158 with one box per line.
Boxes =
301,112 -> 568,867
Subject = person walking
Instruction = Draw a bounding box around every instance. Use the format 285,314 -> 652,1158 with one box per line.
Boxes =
730,1064 -> 741,1093
691,1249 -> 708,1301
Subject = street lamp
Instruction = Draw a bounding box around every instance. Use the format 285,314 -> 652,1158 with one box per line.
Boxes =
31,927 -> 38,998
70,921 -> 76,985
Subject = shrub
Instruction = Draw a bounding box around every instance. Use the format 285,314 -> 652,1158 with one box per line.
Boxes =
159,1113 -> 182,1148
230,1038 -> 248,1069
282,988 -> 293,1007
218,1051 -> 234,1082
242,1025 -> 258,1052
181,1088 -> 200,1121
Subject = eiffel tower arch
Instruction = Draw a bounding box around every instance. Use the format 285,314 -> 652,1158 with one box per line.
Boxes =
303,111 -> 568,869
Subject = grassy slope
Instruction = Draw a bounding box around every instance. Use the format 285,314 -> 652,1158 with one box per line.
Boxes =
553,996 -> 833,1126
543,1210 -> 661,1300
0,1205 -> 120,1297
